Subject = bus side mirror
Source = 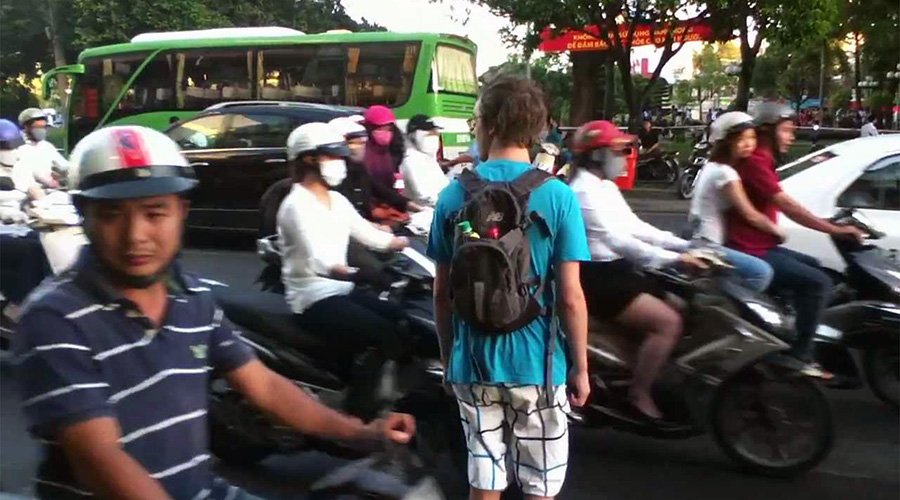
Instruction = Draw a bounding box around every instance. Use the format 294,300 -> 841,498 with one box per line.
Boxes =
41,64 -> 85,100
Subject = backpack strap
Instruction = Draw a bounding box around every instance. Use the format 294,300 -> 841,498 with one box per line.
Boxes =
509,169 -> 554,201
457,168 -> 489,197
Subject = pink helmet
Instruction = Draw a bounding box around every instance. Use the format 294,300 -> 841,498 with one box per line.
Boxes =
363,105 -> 395,127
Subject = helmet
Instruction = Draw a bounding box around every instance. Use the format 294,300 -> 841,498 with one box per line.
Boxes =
287,122 -> 350,161
328,116 -> 368,140
18,108 -> 47,127
363,105 -> 395,127
753,101 -> 796,127
70,126 -> 198,200
709,111 -> 755,143
0,119 -> 24,150
406,114 -> 442,135
572,120 -> 635,154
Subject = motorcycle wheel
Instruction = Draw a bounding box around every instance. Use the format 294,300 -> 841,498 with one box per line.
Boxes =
678,169 -> 698,199
664,161 -> 679,185
711,363 -> 833,477
864,343 -> 900,411
208,381 -> 276,466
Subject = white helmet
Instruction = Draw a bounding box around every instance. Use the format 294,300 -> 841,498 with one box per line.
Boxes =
70,126 -> 197,200
709,111 -> 755,143
286,122 -> 350,161
328,116 -> 367,141
18,107 -> 47,127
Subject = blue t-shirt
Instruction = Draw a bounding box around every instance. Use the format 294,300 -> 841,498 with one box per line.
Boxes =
427,159 -> 590,386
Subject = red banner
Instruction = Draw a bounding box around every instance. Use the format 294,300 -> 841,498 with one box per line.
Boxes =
539,22 -> 713,52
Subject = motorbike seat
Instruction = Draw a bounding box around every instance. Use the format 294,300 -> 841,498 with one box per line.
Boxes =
213,288 -> 327,351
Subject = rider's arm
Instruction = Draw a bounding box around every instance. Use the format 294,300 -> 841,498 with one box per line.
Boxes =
579,181 -> 683,268
15,310 -> 172,499
226,360 -> 373,441
59,418 -> 173,500
342,195 -> 403,251
724,181 -> 784,239
433,263 -> 454,370
773,192 -> 857,236
369,170 -> 411,211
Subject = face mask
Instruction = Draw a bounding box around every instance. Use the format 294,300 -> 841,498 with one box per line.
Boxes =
599,149 -> 626,179
414,131 -> 440,156
372,129 -> 393,146
320,159 -> 347,187
29,128 -> 47,142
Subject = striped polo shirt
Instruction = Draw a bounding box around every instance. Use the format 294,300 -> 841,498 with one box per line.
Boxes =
15,249 -> 256,499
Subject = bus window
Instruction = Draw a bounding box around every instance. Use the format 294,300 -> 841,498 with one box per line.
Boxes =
258,46 -> 342,104
345,43 -> 420,108
434,45 -> 477,95
176,50 -> 253,110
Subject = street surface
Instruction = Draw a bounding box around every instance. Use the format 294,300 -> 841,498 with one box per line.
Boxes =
1,194 -> 898,499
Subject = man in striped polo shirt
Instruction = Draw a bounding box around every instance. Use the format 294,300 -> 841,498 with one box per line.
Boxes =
14,126 -> 415,500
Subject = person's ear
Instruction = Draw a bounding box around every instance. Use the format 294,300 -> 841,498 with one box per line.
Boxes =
179,198 -> 191,221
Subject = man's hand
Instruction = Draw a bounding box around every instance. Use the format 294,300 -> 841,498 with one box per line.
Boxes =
568,369 -> 590,407
407,202 -> 425,213
678,253 -> 710,272
389,236 -> 410,251
834,225 -> 867,244
359,413 -> 416,444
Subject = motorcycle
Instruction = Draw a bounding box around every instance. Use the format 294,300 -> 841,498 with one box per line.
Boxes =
757,209 -> 899,409
580,250 -> 834,477
206,235 -> 462,479
676,136 -> 710,200
636,151 -> 680,184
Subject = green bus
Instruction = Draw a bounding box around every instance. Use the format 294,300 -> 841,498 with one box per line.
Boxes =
43,27 -> 478,156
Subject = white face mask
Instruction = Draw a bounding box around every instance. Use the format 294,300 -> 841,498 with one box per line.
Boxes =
320,159 -> 347,187
414,131 -> 440,156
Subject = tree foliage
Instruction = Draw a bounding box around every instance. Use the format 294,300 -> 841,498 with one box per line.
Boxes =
481,54 -> 574,123
470,0 -> 715,130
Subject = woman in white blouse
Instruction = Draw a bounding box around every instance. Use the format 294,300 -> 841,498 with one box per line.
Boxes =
688,112 -> 780,292
277,123 -> 410,415
568,120 -> 706,423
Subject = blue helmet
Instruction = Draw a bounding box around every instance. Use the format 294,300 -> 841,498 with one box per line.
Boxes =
0,119 -> 24,150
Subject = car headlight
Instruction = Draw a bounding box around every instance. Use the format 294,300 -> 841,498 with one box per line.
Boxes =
746,301 -> 785,329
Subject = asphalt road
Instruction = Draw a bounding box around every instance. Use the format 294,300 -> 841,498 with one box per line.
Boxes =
1,208 -> 898,499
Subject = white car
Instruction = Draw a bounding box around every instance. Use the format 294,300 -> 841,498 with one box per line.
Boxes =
778,135 -> 900,271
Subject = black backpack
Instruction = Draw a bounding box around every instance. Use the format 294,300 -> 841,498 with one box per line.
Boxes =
449,168 -> 554,334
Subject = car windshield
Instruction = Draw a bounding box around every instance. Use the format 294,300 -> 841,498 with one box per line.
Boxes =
777,150 -> 838,180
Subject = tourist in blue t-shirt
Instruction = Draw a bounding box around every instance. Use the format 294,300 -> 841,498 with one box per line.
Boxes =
428,75 -> 591,500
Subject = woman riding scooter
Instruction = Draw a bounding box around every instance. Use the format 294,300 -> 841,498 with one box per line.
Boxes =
569,120 -> 706,423
688,112 -> 778,293
277,122 -> 412,418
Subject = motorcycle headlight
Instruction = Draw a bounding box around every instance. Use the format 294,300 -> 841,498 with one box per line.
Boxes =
746,301 -> 785,329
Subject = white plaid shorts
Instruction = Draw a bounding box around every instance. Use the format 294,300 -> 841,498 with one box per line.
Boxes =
452,384 -> 571,497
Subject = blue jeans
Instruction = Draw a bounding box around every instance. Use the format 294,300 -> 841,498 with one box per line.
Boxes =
761,247 -> 832,362
719,246 -> 774,293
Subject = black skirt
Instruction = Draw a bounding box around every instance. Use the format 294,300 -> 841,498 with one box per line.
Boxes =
580,259 -> 659,320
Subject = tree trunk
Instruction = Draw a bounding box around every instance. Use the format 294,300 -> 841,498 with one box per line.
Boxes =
571,51 -> 602,125
603,57 -> 616,120
734,56 -> 755,111
853,31 -> 861,107
45,0 -> 68,105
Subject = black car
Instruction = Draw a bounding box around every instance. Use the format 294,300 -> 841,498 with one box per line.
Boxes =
165,101 -> 359,233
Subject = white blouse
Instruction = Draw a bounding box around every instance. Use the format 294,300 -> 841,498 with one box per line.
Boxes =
569,169 -> 689,268
277,184 -> 394,313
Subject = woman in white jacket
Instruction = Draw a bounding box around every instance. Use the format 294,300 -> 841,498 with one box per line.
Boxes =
569,120 -> 706,423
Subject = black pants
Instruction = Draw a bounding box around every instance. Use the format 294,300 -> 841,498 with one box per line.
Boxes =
296,289 -> 412,418
0,232 -> 51,303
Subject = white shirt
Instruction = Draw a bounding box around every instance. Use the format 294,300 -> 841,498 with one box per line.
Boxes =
399,148 -> 449,206
277,184 -> 394,314
689,161 -> 741,244
860,122 -> 879,137
569,169 -> 689,268
14,140 -> 68,188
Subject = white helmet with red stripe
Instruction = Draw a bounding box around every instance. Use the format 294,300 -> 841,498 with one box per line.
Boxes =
70,126 -> 198,200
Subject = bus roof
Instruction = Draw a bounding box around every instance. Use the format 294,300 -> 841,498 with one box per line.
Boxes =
78,29 -> 476,61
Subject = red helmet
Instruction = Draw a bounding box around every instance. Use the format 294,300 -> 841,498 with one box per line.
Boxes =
572,120 -> 635,154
